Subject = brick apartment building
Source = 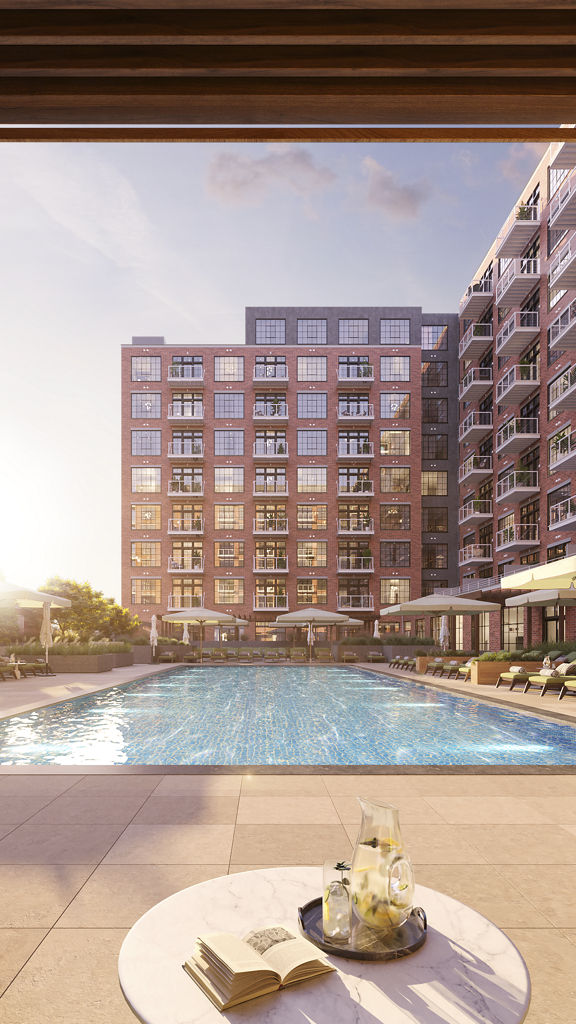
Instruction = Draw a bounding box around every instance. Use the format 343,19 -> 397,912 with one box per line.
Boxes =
121,307 -> 459,642
457,139 -> 576,651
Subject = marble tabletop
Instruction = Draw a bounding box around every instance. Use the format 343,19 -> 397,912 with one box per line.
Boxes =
118,866 -> 530,1024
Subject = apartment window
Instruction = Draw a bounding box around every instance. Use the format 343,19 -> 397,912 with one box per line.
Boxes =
170,354 -> 203,379
131,579 -> 161,605
298,467 -> 327,492
131,504 -> 161,530
214,430 -> 244,456
380,542 -> 411,567
296,505 -> 327,529
380,504 -> 410,530
548,542 -> 568,562
380,467 -> 410,493
214,579 -> 244,604
297,541 -> 327,567
339,319 -> 368,344
131,429 -> 161,455
422,471 -> 448,495
423,543 -> 448,569
131,356 -> 161,381
254,355 -> 287,380
214,505 -> 244,530
380,393 -> 410,419
422,434 -> 448,460
256,319 -> 285,345
214,542 -> 244,568
171,466 -> 203,494
297,393 -> 327,418
422,507 -> 448,532
171,503 -> 202,531
380,430 -> 410,456
297,430 -> 327,455
422,398 -> 448,423
255,467 -> 287,493
421,325 -> 448,350
214,393 -> 244,418
297,319 -> 327,344
381,357 -> 410,381
131,542 -> 161,568
171,430 -> 202,457
297,357 -> 327,381
131,393 -> 161,418
170,392 -> 202,418
297,579 -> 328,604
421,361 -> 448,387
131,467 -> 161,493
214,467 -> 244,493
380,319 -> 410,345
214,356 -> 244,381
381,578 -> 410,604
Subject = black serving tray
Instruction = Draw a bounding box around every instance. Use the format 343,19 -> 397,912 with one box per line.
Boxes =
298,898 -> 427,961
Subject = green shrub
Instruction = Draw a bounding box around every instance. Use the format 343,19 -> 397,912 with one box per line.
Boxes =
10,641 -> 132,657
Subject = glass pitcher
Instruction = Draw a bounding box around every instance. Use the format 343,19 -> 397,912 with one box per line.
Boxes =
350,797 -> 415,931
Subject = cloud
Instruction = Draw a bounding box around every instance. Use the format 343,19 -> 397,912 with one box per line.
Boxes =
206,146 -> 336,206
361,156 -> 430,220
498,143 -> 548,186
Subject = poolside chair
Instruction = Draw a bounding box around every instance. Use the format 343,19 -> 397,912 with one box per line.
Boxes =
495,664 -> 529,688
426,658 -> 446,676
341,650 -> 359,663
558,678 -> 576,700
157,651 -> 177,664
290,648 -> 308,662
366,650 -> 387,663
182,650 -> 199,663
437,660 -> 461,679
456,658 -> 477,682
399,657 -> 416,670
315,647 -> 333,663
275,648 -> 289,661
524,662 -> 576,696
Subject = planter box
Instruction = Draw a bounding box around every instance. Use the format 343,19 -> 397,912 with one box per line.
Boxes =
48,654 -> 115,673
131,647 -> 154,664
470,660 -> 542,686
415,655 -> 470,675
113,652 -> 134,668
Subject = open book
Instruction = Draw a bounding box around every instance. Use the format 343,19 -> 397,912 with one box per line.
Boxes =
183,925 -> 335,1011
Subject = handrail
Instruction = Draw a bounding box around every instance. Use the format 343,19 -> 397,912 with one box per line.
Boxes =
459,277 -> 493,313
496,417 -> 539,448
496,523 -> 539,547
549,299 -> 576,347
496,363 -> 539,400
459,321 -> 493,358
167,441 -> 204,456
495,310 -> 539,353
496,471 -> 538,499
337,517 -> 374,532
337,556 -> 374,571
550,240 -> 576,286
549,495 -> 576,527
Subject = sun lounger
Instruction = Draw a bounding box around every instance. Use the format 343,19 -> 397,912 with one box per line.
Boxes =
366,650 -> 387,663
524,662 -> 576,695
438,660 -> 461,678
341,650 -> 359,663
157,651 -> 178,663
456,658 -> 477,682
496,666 -> 529,688
315,647 -> 333,662
426,658 -> 446,676
558,679 -> 576,700
290,648 -> 308,662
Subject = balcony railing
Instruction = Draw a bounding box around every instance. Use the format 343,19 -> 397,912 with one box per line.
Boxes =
253,481 -> 288,496
337,480 -> 374,496
495,417 -> 539,455
167,593 -> 204,610
550,174 -> 576,230
458,499 -> 493,525
167,366 -> 204,383
167,441 -> 204,458
549,300 -> 576,351
549,429 -> 576,471
549,495 -> 576,530
459,411 -> 493,444
495,364 -> 539,405
168,404 -> 204,420
337,594 -> 374,610
168,517 -> 204,534
458,455 -> 493,483
549,364 -> 576,413
337,404 -> 374,420
496,471 -> 539,501
337,556 -> 374,572
253,594 -> 288,610
495,202 -> 540,259
337,441 -> 374,458
459,366 -> 493,402
496,523 -> 539,551
253,556 -> 288,572
337,365 -> 374,382
253,403 -> 288,419
253,517 -> 289,534
495,258 -> 540,307
337,517 -> 374,534
550,240 -> 576,291
168,480 -> 204,496
459,278 -> 493,316
458,544 -> 493,566
253,441 -> 288,458
253,365 -> 288,381
495,310 -> 540,357
458,322 -> 493,360
168,556 -> 204,572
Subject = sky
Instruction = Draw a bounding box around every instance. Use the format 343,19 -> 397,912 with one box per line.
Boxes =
0,139 -> 546,602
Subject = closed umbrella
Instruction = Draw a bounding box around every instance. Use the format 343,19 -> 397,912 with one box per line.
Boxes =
0,581 -> 71,678
373,619 -> 380,639
149,615 -> 159,659
163,608 -> 238,663
439,615 -> 450,651
39,602 -> 53,674
182,622 -> 190,645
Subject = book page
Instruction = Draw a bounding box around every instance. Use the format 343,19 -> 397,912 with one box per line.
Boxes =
243,928 -> 331,983
198,933 -> 277,978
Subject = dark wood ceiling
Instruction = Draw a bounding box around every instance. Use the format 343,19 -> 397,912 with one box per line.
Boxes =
0,2 -> 575,142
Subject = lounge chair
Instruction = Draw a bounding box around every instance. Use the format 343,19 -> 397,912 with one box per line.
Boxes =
290,648 -> 307,662
495,665 -> 528,688
399,657 -> 416,670
438,660 -> 461,678
558,678 -> 576,700
524,662 -> 576,695
315,647 -> 332,663
275,648 -> 289,661
456,658 -> 477,682
341,650 -> 359,663
426,658 -> 446,676
366,650 -> 387,663
157,651 -> 177,663
182,650 -> 199,663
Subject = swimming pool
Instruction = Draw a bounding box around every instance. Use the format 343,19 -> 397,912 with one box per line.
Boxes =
0,665 -> 575,766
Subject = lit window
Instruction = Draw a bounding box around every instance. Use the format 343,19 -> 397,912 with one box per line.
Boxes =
214,505 -> 244,530
296,505 -> 327,529
380,504 -> 410,530
380,467 -> 410,493
297,579 -> 328,604
380,578 -> 410,604
131,467 -> 161,493
422,471 -> 448,495
131,542 -> 161,567
131,579 -> 161,605
131,505 -> 161,529
214,579 -> 244,604
297,467 -> 327,492
380,430 -> 410,456
297,541 -> 327,567
214,467 -> 244,493
297,357 -> 327,381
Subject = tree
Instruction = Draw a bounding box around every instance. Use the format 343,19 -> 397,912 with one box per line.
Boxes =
42,577 -> 140,642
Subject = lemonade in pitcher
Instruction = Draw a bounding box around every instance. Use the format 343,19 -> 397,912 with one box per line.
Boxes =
350,798 -> 415,931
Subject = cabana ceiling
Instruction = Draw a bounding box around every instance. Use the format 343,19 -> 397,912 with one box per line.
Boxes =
0,2 -> 575,141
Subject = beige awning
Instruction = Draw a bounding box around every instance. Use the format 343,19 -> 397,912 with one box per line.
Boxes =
500,555 -> 576,591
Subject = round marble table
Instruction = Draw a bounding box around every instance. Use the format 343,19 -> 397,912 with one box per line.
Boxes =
118,866 -> 530,1024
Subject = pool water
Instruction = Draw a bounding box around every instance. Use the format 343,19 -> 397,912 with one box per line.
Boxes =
0,665 -> 575,766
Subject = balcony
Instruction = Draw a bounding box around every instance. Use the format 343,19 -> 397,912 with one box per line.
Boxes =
337,594 -> 374,611
337,441 -> 374,459
550,174 -> 576,230
253,482 -> 288,497
550,241 -> 576,291
549,429 -> 576,472
459,278 -> 493,317
253,441 -> 288,459
337,481 -> 374,497
495,417 -> 539,456
495,202 -> 540,259
253,594 -> 288,611
458,499 -> 493,526
495,258 -> 540,308
167,441 -> 204,459
168,517 -> 204,534
167,593 -> 204,610
496,523 -> 539,552
253,556 -> 288,572
337,404 -> 374,422
253,403 -> 288,421
167,404 -> 203,421
459,322 -> 493,360
549,300 -> 576,351
496,471 -> 539,502
459,411 -> 493,444
458,455 -> 493,484
337,366 -> 374,386
168,480 -> 204,497
550,141 -> 576,170
496,364 -> 539,405
495,310 -> 540,358
167,366 -> 204,384
459,367 -> 493,402
550,365 -> 576,414
253,518 -> 289,534
337,517 -> 374,534
168,556 -> 204,573
549,495 -> 576,531
252,366 -> 288,385
337,556 -> 374,573
458,544 -> 493,567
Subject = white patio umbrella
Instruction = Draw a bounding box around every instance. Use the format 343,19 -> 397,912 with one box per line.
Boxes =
373,619 -> 380,639
439,615 -> 450,651
275,607 -> 361,662
0,581 -> 71,676
149,614 -> 159,658
163,608 -> 238,662
380,595 -> 501,616
182,622 -> 190,645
